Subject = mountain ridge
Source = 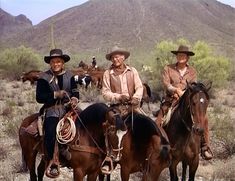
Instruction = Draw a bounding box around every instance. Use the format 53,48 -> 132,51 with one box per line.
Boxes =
0,0 -> 234,58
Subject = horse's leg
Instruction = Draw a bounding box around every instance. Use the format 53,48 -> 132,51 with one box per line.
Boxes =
169,160 -> 179,181
98,174 -> 111,181
188,157 -> 199,181
37,157 -> 45,181
181,161 -> 187,181
87,172 -> 99,181
120,166 -> 131,181
22,147 -> 37,181
73,168 -> 84,181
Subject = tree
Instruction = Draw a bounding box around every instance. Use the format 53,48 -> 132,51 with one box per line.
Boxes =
0,46 -> 42,79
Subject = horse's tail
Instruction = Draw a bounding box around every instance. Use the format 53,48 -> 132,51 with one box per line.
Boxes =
20,152 -> 28,172
143,83 -> 151,98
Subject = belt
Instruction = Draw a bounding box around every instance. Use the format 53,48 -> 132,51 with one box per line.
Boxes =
45,104 -> 64,112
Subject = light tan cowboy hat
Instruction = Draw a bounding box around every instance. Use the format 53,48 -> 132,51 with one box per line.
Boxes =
44,49 -> 70,64
171,45 -> 195,56
105,46 -> 130,60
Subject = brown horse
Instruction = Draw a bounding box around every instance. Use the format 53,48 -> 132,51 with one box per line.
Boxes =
19,103 -> 123,181
119,113 -> 171,181
21,70 -> 42,85
18,113 -> 45,181
163,82 -> 211,181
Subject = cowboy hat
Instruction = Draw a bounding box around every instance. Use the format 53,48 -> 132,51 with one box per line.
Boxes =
171,45 -> 195,56
44,49 -> 70,64
105,46 -> 130,60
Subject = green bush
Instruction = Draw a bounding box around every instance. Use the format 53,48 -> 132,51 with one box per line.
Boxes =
0,46 -> 42,80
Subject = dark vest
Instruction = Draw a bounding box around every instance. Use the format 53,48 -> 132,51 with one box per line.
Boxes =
40,70 -> 73,118
109,68 -> 135,97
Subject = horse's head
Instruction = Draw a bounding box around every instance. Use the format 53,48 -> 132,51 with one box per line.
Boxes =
180,81 -> 211,135
102,107 -> 127,162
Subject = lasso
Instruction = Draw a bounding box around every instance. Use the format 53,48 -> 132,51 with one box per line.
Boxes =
56,92 -> 77,144
56,115 -> 76,144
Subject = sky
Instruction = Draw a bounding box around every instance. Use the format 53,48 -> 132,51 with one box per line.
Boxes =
1,0 -> 235,25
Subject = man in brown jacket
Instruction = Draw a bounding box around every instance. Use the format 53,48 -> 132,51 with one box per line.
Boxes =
156,45 -> 213,160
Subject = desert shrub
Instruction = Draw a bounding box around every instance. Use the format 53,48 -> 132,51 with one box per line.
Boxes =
211,158 -> 235,180
4,117 -> 19,138
79,87 -> 103,102
209,106 -> 235,158
0,147 -> 7,161
0,46 -> 41,80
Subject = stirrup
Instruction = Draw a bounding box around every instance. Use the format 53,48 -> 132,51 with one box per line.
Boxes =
45,161 -> 60,178
101,156 -> 114,175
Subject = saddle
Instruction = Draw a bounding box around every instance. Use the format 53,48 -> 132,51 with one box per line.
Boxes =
20,116 -> 43,137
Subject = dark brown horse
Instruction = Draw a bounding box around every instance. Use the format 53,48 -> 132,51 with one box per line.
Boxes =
119,113 -> 171,181
19,103 -> 123,181
163,82 -> 211,181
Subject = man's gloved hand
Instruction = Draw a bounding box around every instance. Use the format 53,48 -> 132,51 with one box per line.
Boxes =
119,95 -> 130,103
54,90 -> 67,99
70,97 -> 79,108
130,97 -> 139,106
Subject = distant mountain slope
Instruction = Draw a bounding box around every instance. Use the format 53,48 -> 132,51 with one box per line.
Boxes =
0,8 -> 32,42
0,0 -> 234,56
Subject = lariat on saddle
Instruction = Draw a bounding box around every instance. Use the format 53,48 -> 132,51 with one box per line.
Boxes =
56,110 -> 77,144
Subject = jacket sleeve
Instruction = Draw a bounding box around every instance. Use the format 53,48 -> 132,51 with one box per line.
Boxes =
162,65 -> 176,95
36,79 -> 55,104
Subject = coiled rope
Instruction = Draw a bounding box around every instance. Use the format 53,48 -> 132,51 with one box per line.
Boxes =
56,92 -> 77,144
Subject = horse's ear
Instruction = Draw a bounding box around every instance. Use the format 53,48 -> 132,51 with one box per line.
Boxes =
205,81 -> 212,92
186,80 -> 193,90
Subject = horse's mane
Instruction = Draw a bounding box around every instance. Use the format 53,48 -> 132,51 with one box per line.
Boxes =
76,103 -> 108,129
125,113 -> 160,145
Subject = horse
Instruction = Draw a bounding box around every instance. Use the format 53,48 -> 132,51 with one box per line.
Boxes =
163,82 -> 211,181
119,112 -> 171,181
21,70 -> 42,85
19,103 -> 125,181
88,70 -> 104,89
74,74 -> 92,89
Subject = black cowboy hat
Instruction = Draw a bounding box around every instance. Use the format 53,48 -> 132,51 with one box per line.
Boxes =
105,46 -> 130,60
171,45 -> 195,56
44,49 -> 70,64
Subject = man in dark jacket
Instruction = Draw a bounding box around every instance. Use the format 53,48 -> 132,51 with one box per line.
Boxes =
36,48 -> 79,176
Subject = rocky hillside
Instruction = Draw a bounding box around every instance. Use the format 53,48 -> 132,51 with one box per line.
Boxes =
0,0 -> 235,57
0,9 -> 32,43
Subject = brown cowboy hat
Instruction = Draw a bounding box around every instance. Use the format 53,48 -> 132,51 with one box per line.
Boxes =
44,49 -> 70,64
171,45 -> 195,56
105,46 -> 130,60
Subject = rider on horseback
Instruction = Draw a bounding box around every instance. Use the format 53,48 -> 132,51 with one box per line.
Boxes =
102,45 -> 144,118
36,49 -> 80,177
101,46 -> 144,172
155,45 -> 213,160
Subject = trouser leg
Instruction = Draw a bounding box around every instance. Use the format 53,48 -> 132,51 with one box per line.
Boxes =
44,117 -> 59,160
